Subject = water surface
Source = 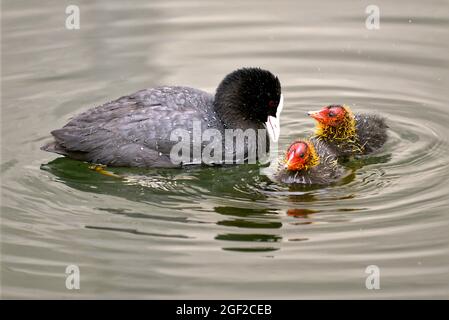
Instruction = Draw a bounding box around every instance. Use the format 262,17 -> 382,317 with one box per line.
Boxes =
1,0 -> 449,298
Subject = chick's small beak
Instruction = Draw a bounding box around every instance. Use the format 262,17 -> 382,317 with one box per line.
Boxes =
307,110 -> 325,122
284,151 -> 295,170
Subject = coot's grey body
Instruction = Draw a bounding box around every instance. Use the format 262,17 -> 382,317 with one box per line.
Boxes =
42,68 -> 283,167
44,87 -> 219,167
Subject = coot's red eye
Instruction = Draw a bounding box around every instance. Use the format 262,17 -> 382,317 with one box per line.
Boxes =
268,100 -> 277,108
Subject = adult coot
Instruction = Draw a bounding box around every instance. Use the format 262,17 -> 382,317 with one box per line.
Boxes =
42,68 -> 283,167
307,105 -> 388,157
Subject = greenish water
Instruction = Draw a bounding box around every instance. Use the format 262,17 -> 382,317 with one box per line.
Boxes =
1,0 -> 448,298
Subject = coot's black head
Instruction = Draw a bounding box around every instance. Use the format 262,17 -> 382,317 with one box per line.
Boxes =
214,68 -> 283,141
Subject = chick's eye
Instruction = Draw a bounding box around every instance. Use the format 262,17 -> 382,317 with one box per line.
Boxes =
268,100 -> 276,108
296,149 -> 305,158
328,112 -> 335,117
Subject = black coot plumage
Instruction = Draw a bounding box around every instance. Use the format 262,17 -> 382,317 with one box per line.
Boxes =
307,105 -> 388,157
42,68 -> 283,167
275,139 -> 344,185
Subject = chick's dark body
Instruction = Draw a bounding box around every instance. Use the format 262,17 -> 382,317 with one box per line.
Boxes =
276,139 -> 344,185
318,113 -> 388,157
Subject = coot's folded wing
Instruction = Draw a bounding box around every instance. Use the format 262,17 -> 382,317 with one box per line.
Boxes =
46,86 -> 215,167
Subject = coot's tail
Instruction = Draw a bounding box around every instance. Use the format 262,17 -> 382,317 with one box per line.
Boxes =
41,141 -> 69,156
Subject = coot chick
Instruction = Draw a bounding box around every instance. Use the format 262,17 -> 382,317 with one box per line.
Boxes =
275,139 -> 344,185
307,105 -> 387,157
42,68 -> 283,167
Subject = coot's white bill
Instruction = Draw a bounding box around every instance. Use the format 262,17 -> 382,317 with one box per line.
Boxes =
265,94 -> 283,142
